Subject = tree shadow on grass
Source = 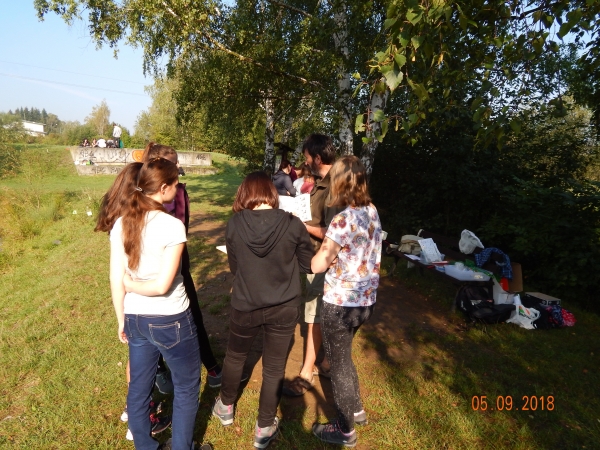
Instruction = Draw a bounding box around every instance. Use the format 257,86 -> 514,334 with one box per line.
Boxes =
356,259 -> 600,448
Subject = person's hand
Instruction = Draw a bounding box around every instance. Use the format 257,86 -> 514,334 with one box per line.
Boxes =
118,322 -> 128,344
123,273 -> 133,292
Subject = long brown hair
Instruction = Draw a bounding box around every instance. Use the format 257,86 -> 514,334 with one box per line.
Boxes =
232,171 -> 279,212
142,142 -> 178,163
327,156 -> 371,208
121,158 -> 180,270
95,163 -> 143,233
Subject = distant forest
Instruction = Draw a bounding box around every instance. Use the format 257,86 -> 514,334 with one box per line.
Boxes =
8,107 -> 62,134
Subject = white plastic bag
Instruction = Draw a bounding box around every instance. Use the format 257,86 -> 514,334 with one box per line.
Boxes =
459,229 -> 484,254
492,278 -> 515,305
506,305 -> 540,330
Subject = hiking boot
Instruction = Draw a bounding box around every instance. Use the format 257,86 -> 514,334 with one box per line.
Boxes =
212,397 -> 234,426
150,413 -> 172,435
312,421 -> 357,448
155,369 -> 174,394
354,410 -> 368,426
254,417 -> 279,449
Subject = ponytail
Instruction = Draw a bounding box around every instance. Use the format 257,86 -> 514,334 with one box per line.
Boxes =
121,158 -> 179,270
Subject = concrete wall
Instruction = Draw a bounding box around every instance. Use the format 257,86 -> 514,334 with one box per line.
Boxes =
68,147 -> 214,176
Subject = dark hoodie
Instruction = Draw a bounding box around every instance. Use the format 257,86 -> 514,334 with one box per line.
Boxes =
272,170 -> 297,196
226,208 -> 314,312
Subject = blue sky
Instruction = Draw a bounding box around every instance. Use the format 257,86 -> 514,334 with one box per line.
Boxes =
0,1 -> 152,131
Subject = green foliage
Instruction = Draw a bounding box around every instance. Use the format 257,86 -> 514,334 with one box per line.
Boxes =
371,99 -> 600,310
85,100 -> 111,136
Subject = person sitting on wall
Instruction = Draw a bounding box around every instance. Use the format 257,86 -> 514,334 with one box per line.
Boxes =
97,138 -> 107,148
82,138 -> 90,147
91,138 -> 98,147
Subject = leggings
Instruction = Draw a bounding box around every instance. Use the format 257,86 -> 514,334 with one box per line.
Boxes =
181,244 -> 219,371
321,301 -> 374,433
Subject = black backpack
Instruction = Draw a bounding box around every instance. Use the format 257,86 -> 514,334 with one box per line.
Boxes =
455,286 -> 513,324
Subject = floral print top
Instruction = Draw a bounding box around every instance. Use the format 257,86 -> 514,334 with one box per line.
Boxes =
323,204 -> 382,307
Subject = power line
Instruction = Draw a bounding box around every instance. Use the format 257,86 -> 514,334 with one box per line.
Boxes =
0,60 -> 147,85
0,72 -> 148,97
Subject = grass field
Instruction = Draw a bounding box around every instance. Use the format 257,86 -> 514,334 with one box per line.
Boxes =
0,145 -> 599,449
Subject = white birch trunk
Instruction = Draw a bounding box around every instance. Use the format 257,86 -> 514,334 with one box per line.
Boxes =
263,96 -> 276,174
361,81 -> 390,180
333,1 -> 353,155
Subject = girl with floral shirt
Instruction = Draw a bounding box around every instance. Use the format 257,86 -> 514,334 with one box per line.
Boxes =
310,155 -> 382,448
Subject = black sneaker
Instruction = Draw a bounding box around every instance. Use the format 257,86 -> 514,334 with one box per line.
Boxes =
254,417 -> 279,449
312,421 -> 357,447
155,369 -> 174,394
150,413 -> 172,435
207,369 -> 250,389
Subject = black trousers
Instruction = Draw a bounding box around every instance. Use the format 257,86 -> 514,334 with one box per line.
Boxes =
321,301 -> 374,433
220,304 -> 299,427
181,244 -> 219,371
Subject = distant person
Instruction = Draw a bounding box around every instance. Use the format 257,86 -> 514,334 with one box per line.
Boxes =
107,139 -> 117,148
97,138 -> 107,148
212,171 -> 313,449
310,155 -> 382,448
113,123 -> 122,147
82,138 -> 90,147
272,159 -> 296,196
301,173 -> 315,194
292,163 -> 309,193
91,138 -> 98,147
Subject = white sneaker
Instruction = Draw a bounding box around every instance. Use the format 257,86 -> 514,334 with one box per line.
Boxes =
125,428 -> 133,441
120,405 -> 128,423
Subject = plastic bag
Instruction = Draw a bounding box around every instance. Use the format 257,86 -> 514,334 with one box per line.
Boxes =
459,229 -> 484,254
492,278 -> 515,305
506,305 -> 540,330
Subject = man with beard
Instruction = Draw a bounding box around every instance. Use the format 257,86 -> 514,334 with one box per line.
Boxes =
283,133 -> 339,396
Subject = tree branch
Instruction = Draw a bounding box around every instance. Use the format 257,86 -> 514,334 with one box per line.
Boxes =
161,1 -> 321,88
264,0 -> 312,18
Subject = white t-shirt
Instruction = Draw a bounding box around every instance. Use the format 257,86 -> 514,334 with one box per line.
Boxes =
110,210 -> 188,315
293,177 -> 304,192
323,205 -> 382,307
97,138 -> 107,148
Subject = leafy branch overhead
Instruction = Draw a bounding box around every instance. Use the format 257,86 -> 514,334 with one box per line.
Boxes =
359,0 -> 600,146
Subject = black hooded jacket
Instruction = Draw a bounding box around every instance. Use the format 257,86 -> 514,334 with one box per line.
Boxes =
226,208 -> 314,312
272,170 -> 297,196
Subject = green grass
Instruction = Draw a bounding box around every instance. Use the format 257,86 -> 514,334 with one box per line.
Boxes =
1,145 -> 599,449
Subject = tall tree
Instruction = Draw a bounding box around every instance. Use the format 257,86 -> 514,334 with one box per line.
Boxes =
85,100 -> 111,136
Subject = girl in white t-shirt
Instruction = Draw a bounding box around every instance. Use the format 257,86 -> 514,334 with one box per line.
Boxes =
310,155 -> 382,448
109,158 -> 200,449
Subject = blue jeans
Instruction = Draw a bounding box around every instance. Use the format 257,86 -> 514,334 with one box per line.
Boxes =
125,309 -> 200,450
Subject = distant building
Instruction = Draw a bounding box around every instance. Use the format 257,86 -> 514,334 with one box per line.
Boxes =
22,120 -> 46,136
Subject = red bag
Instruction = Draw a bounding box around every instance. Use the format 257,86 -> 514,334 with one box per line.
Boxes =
561,309 -> 576,327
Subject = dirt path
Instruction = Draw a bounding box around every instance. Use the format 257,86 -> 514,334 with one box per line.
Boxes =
188,211 -> 455,432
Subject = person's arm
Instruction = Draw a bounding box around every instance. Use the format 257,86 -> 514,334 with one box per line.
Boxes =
311,236 -> 342,273
109,237 -> 128,343
305,223 -> 327,240
225,220 -> 238,275
295,220 -> 316,273
284,175 -> 297,197
123,243 -> 185,296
